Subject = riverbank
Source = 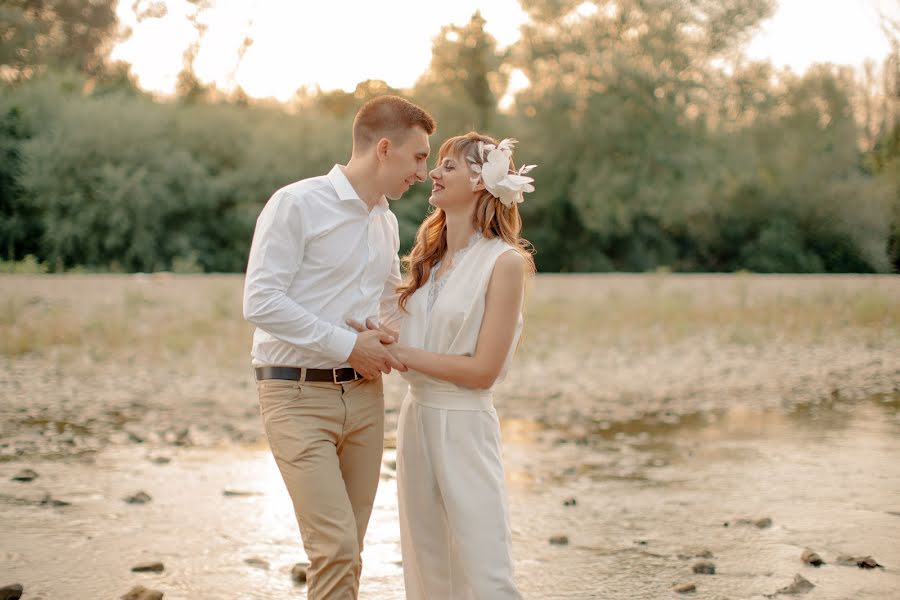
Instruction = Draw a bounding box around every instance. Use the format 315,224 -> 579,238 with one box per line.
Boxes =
1,273 -> 897,461
1,273 -> 898,598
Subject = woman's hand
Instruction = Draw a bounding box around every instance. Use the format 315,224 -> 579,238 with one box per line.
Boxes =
346,318 -> 409,363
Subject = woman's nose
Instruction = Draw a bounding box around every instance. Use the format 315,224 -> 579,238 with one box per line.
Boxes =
429,167 -> 440,180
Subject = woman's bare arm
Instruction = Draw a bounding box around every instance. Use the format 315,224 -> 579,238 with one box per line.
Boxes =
352,250 -> 526,389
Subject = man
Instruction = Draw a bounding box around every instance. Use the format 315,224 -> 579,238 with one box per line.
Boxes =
243,95 -> 435,599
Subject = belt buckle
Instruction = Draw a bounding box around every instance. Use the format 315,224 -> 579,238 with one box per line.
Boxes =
333,368 -> 359,385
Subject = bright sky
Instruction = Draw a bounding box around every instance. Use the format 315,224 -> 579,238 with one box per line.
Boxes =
111,0 -> 898,103
744,0 -> 896,72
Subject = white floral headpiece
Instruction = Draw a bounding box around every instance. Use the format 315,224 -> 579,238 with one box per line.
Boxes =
466,138 -> 536,207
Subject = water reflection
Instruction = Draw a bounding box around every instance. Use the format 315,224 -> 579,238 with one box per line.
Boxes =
501,394 -> 900,599
2,396 -> 898,599
503,393 -> 900,473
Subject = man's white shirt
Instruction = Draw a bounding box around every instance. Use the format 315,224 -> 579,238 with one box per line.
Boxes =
243,165 -> 403,368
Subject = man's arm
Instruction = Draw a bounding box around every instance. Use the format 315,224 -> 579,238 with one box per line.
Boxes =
243,190 -> 358,362
243,190 -> 404,377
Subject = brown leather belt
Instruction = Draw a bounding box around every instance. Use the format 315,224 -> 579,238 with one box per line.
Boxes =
255,366 -> 362,384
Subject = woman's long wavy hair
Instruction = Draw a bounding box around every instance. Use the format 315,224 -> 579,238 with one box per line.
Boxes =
397,132 -> 535,311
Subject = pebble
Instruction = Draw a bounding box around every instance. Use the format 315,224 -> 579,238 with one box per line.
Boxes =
730,517 -> 773,528
549,535 -> 569,545
857,556 -> 883,569
223,489 -> 261,497
291,562 -> 309,584
11,469 -> 38,482
800,548 -> 824,567
836,554 -> 883,569
244,557 -> 269,570
673,582 -> 696,593
563,497 -> 577,506
124,491 -> 152,504
692,561 -> 716,575
40,494 -> 70,507
131,562 -> 164,573
120,585 -> 163,600
162,428 -> 192,447
0,583 -> 24,600
775,574 -> 814,595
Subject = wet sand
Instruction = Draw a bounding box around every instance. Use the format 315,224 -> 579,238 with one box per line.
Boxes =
2,395 -> 898,599
1,273 -> 899,598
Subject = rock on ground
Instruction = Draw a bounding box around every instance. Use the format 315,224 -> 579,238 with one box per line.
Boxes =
0,583 -> 24,600
776,574 -> 815,595
121,585 -> 163,600
692,561 -> 716,575
801,548 -> 824,566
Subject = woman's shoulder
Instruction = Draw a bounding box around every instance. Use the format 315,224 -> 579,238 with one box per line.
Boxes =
474,237 -> 523,268
491,246 -> 526,280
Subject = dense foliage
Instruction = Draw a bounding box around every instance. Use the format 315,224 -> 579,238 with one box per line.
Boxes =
1,1 -> 897,273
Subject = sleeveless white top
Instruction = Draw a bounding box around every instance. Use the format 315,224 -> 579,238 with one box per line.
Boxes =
399,235 -> 523,400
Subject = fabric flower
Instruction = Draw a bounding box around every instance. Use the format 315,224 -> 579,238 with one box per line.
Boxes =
476,138 -> 537,207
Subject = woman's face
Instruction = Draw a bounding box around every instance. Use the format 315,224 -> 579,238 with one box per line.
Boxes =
428,150 -> 480,211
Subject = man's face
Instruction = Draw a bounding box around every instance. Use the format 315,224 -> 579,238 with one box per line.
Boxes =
382,127 -> 430,201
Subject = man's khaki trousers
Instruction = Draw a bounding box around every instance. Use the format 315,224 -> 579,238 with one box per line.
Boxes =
257,375 -> 384,600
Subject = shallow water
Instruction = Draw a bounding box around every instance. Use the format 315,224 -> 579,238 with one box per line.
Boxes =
2,395 -> 899,599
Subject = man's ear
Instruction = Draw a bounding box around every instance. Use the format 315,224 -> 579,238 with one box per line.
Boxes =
376,137 -> 391,161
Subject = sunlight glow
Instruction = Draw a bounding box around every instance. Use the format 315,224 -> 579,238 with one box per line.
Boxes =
499,68 -> 530,112
744,0 -> 896,73
111,0 -> 898,102
112,0 -> 529,101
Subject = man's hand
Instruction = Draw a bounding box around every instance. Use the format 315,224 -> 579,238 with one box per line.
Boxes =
347,329 -> 407,379
347,318 -> 398,340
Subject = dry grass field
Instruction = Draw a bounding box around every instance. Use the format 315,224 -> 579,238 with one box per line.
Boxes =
1,273 -> 898,459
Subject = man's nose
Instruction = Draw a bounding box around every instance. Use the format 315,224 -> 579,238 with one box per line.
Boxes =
416,163 -> 428,182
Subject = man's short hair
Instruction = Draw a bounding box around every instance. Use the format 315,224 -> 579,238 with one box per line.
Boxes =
352,95 -> 436,153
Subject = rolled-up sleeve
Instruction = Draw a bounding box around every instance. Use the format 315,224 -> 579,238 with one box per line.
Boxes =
242,191 -> 357,363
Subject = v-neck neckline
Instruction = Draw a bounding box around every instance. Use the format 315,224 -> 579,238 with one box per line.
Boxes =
426,231 -> 484,315
425,233 -> 484,320
435,231 -> 482,284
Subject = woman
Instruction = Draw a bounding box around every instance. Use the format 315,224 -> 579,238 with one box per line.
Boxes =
350,132 -> 536,599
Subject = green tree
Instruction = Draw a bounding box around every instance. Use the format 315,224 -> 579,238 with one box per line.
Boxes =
511,0 -> 892,272
316,79 -> 400,117
413,11 -> 507,136
0,0 -> 119,79
511,0 -> 775,270
0,105 -> 39,262
867,12 -> 900,271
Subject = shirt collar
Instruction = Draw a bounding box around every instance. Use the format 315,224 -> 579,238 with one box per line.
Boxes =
327,164 -> 389,214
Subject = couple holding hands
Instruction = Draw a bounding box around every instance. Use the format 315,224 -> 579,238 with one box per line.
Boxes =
243,95 -> 536,599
